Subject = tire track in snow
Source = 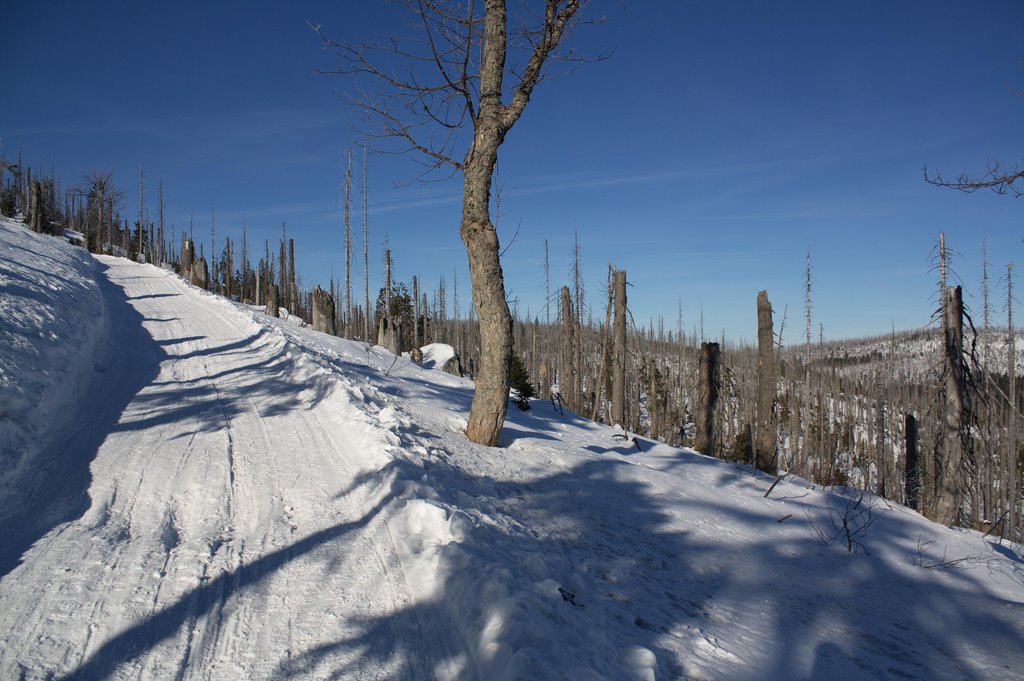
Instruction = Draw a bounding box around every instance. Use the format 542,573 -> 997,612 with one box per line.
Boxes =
2,258 -> 442,680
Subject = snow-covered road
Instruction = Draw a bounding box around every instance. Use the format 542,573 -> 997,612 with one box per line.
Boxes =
1,255 -> 434,679
3,221 -> 1024,681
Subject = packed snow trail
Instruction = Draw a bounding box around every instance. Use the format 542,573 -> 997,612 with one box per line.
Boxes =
3,222 -> 1024,681
0,254 -> 436,679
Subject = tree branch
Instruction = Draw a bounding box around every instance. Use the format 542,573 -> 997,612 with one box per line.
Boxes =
501,0 -> 582,130
924,161 -> 1024,198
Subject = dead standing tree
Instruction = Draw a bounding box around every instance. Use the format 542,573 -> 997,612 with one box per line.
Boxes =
611,269 -> 627,427
316,0 -> 588,446
560,285 -> 581,413
695,341 -> 720,456
933,285 -> 971,526
311,286 -> 338,336
755,290 -> 778,474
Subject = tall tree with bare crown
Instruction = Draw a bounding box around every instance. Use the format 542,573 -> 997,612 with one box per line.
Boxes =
316,0 -> 590,445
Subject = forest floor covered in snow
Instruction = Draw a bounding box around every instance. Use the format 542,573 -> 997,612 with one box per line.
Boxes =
1,217 -> 1023,680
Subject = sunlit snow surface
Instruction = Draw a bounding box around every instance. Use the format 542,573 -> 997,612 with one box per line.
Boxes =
1,217 -> 1023,680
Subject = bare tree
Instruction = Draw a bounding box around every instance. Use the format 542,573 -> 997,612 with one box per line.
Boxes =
611,269 -> 627,426
589,264 -> 614,422
544,239 -> 551,326
1007,264 -> 1018,536
158,180 -> 166,265
241,223 -> 249,302
934,285 -> 968,526
695,342 -> 720,455
755,290 -> 777,474
344,147 -> 353,335
82,170 -> 121,253
210,206 -> 216,291
925,85 -> 1022,197
905,413 -> 920,510
138,161 -> 145,261
288,238 -> 297,312
560,285 -> 580,413
363,146 -> 370,342
316,0 -> 589,445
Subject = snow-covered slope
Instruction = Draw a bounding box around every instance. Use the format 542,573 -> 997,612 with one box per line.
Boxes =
1,217 -> 1023,680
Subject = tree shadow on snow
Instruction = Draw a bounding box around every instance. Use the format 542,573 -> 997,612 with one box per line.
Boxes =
0,261 -> 165,578
273,439 -> 1024,680
46,338 -> 1024,680
57,496 -> 394,681
55,440 -> 1024,681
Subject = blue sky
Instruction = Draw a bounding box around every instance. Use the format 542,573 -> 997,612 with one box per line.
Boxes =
2,1 -> 1021,344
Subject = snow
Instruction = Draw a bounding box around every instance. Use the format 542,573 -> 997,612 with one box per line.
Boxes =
1,216 -> 1023,680
0,220 -> 106,544
420,342 -> 457,370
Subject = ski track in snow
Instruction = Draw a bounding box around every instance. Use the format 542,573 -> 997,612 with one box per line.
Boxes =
1,246 -> 433,680
2,220 -> 1024,680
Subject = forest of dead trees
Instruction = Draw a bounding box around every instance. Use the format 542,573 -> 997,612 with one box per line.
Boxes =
2,153 -> 1021,544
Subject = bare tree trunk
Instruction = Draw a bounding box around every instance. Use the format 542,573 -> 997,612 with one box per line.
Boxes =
138,161 -> 145,261
939,231 -> 947,301
560,285 -> 579,413
743,422 -> 754,465
413,275 -> 420,349
461,149 -> 512,444
180,238 -> 194,281
344,147 -> 352,335
278,228 -> 287,304
210,207 -> 216,290
363,146 -> 370,342
288,238 -> 297,313
422,292 -> 429,345
265,283 -> 280,317
159,180 -> 165,265
611,269 -> 627,427
696,342 -> 720,456
241,224 -> 249,302
874,378 -> 886,496
590,266 -> 614,422
755,290 -> 777,474
384,245 -> 392,317
28,180 -> 41,232
934,285 -> 966,525
1007,264 -> 1017,537
544,239 -> 551,326
905,413 -> 920,510
97,184 -> 105,252
465,0 -> 582,445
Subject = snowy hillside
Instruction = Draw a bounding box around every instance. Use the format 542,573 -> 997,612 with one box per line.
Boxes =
1,216 -> 1023,680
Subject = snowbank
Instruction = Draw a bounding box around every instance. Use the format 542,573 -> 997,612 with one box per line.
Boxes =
0,218 -> 105,513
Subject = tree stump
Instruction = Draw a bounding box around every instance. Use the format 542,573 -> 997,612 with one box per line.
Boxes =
190,256 -> 209,290
311,287 -> 337,335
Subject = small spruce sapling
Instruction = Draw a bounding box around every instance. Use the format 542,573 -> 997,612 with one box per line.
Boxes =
509,352 -> 536,411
